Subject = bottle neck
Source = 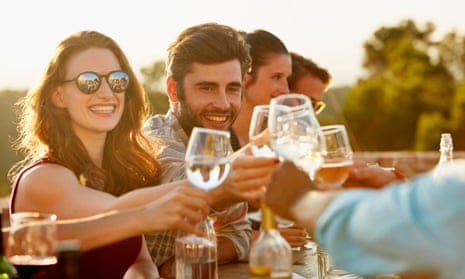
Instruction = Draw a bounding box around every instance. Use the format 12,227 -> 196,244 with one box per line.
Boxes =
439,134 -> 453,163
439,151 -> 453,163
260,198 -> 277,231
439,154 -> 454,163
57,240 -> 81,279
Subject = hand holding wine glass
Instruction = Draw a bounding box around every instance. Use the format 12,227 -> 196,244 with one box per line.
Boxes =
177,127 -> 232,279
7,212 -> 58,279
315,124 -> 354,189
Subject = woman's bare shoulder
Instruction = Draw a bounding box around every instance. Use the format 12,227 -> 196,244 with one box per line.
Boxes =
20,162 -> 77,185
15,163 -> 80,211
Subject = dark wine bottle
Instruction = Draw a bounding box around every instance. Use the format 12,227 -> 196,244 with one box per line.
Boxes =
56,240 -> 80,279
0,212 -> 18,278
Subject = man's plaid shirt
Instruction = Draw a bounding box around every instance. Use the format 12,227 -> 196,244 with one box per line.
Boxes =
142,110 -> 252,267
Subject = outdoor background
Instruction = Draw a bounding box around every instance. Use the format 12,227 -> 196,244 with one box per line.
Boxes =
1,0 -> 464,195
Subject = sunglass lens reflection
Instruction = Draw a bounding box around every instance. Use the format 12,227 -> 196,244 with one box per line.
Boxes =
108,71 -> 129,92
77,72 -> 100,94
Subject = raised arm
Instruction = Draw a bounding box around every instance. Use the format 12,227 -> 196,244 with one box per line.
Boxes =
13,163 -> 208,219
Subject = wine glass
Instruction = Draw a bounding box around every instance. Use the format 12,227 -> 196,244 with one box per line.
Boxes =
185,127 -> 232,191
249,105 -> 296,227
267,95 -> 325,251
249,105 -> 276,158
314,124 -> 353,189
177,127 -> 232,279
268,93 -> 325,179
7,212 -> 58,279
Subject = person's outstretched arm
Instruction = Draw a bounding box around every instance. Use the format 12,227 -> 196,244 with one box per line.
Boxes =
265,160 -> 465,278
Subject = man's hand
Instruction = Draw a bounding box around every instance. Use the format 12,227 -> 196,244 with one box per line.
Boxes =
265,161 -> 317,220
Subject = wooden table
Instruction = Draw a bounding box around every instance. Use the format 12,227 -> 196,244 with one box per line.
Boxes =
218,247 -> 438,279
219,248 -> 319,279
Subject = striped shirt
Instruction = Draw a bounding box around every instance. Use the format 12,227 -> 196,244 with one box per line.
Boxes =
142,110 -> 252,266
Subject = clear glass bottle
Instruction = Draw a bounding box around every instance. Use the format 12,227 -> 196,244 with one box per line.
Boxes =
0,212 -> 18,278
175,217 -> 217,279
317,247 -> 330,279
323,251 -> 364,279
433,133 -> 454,177
324,269 -> 363,279
249,198 -> 292,279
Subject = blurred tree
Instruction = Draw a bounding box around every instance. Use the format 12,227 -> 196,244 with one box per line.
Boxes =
0,90 -> 25,196
343,76 -> 391,150
441,31 -> 465,149
343,19 -> 457,151
437,31 -> 465,82
319,86 -> 351,125
140,60 -> 169,114
450,80 -> 465,149
415,112 -> 448,150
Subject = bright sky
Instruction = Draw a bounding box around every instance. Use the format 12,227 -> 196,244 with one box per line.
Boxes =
1,0 -> 463,90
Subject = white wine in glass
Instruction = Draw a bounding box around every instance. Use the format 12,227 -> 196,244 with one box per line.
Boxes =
315,124 -> 353,189
268,93 -> 325,179
185,127 -> 232,191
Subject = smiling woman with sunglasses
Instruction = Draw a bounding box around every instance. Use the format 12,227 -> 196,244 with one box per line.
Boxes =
8,30 -> 211,278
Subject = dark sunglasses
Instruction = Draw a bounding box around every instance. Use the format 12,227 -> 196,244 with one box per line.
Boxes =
311,99 -> 326,114
62,71 -> 130,94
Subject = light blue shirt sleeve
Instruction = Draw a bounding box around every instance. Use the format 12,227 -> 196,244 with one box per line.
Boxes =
315,160 -> 465,279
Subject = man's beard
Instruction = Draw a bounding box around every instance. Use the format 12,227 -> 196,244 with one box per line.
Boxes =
176,96 -> 238,137
176,100 -> 201,137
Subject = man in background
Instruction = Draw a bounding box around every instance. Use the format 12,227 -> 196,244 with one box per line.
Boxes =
288,51 -> 332,115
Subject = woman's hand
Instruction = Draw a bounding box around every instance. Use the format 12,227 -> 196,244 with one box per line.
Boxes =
209,153 -> 280,211
142,184 -> 210,236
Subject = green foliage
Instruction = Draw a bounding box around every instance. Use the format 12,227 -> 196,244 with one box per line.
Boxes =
141,60 -> 169,114
0,90 -> 25,196
343,19 -> 462,151
437,31 -> 465,81
318,86 -> 350,125
147,93 -> 169,115
343,77 -> 397,150
415,112 -> 448,150
450,80 -> 465,149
